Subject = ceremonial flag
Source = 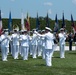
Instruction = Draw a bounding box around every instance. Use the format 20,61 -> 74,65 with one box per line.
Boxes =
8,11 -> 12,32
21,12 -> 25,30
36,12 -> 40,30
25,12 -> 30,31
61,12 -> 66,28
46,12 -> 49,27
71,14 -> 76,34
54,14 -> 59,32
0,10 -> 2,35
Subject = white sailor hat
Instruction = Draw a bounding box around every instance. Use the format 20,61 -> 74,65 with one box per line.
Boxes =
30,31 -> 33,33
13,29 -> 17,31
42,30 -> 45,32
20,30 -> 24,32
32,29 -> 36,31
60,28 -> 64,31
3,29 -> 9,32
38,30 -> 41,32
45,27 -> 52,31
21,30 -> 27,32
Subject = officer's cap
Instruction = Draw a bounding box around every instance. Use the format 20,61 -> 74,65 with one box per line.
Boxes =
3,29 -> 9,32
45,27 -> 52,31
32,29 -> 36,31
60,28 -> 64,31
42,30 -> 45,32
21,30 -> 27,32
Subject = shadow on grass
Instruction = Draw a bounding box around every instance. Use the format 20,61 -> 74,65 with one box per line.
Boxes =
67,51 -> 76,56
35,64 -> 46,67
69,52 -> 76,55
53,56 -> 60,58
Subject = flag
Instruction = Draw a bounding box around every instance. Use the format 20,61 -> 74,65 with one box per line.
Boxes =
71,14 -> 76,34
25,12 -> 30,31
8,11 -> 12,32
61,12 -> 66,28
0,10 -> 2,35
46,12 -> 49,27
21,12 -> 25,30
36,12 -> 40,30
54,14 -> 59,32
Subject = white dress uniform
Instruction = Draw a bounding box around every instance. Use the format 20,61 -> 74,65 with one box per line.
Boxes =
19,34 -> 23,57
31,32 -> 38,58
9,31 -> 13,55
41,36 -> 45,59
20,33 -> 29,60
44,32 -> 54,66
37,36 -> 42,57
36,27 -> 54,66
0,33 -> 10,61
58,29 -> 66,58
29,36 -> 33,55
11,32 -> 19,59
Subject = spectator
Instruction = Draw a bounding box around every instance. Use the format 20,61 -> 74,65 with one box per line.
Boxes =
68,31 -> 73,51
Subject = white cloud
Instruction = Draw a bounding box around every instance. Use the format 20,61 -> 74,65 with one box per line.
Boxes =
48,9 -> 52,14
72,0 -> 76,4
44,2 -> 53,6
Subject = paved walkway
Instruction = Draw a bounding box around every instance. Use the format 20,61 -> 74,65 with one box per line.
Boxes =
55,46 -> 76,51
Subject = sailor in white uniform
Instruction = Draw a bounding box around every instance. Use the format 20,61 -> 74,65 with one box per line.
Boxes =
41,30 -> 46,59
35,27 -> 54,66
37,30 -> 42,57
20,30 -> 29,60
19,30 -> 23,57
11,29 -> 19,59
31,29 -> 38,58
29,34 -> 33,55
0,29 -> 10,61
10,31 -> 14,55
58,28 -> 67,58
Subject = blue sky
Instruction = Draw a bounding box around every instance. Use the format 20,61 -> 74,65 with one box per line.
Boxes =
0,0 -> 76,20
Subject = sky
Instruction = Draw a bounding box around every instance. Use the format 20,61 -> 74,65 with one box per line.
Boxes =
0,0 -> 76,20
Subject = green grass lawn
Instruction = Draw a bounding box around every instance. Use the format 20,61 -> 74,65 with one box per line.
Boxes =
0,51 -> 76,75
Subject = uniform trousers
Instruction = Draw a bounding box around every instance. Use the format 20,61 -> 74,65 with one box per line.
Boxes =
13,45 -> 19,59
10,41 -> 13,55
45,49 -> 53,66
19,44 -> 21,55
20,46 -> 23,57
1,46 -> 8,61
42,46 -> 45,59
38,45 -> 42,57
32,45 -> 37,58
22,46 -> 29,60
29,44 -> 33,55
60,44 -> 65,58
6,47 -> 9,55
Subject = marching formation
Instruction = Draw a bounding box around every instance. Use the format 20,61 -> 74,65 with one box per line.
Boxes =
0,27 -> 69,67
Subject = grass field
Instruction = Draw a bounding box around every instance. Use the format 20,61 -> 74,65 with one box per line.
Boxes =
0,51 -> 76,75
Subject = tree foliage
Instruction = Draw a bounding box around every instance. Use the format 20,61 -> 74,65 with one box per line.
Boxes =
2,17 -> 75,32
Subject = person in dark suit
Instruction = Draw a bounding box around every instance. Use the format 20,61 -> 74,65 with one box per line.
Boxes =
68,31 -> 73,51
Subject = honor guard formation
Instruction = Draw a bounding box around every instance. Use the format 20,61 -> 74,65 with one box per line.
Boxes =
0,27 -> 74,67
